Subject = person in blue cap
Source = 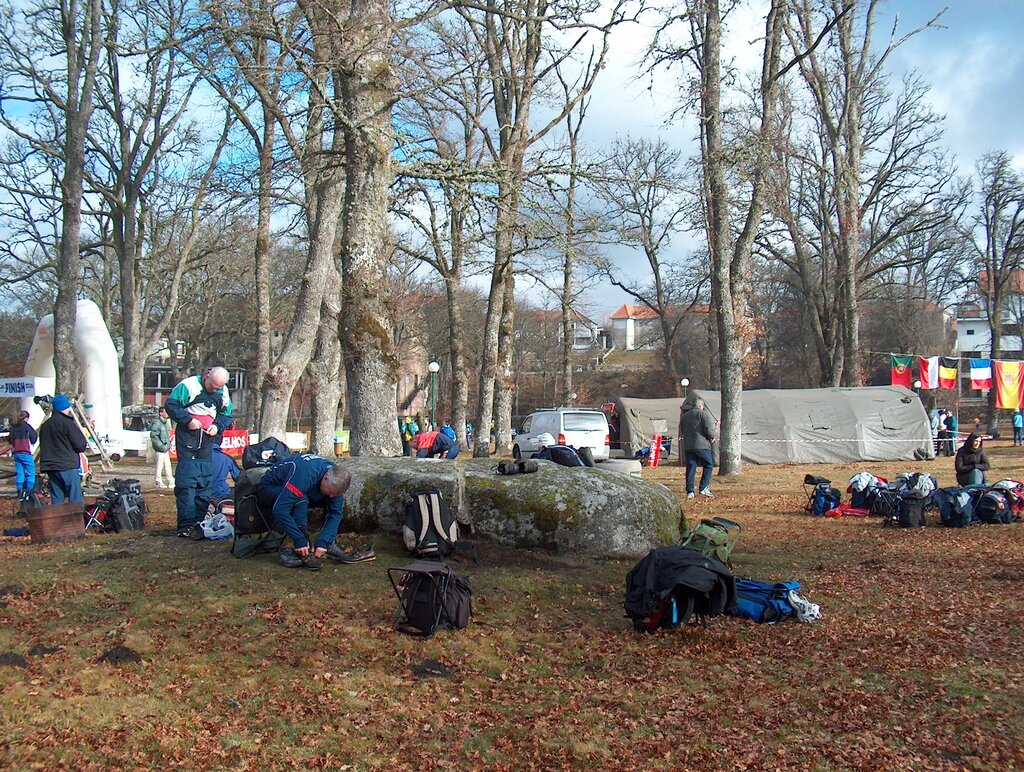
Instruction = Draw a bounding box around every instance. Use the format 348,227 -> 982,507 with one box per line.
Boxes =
38,395 -> 88,505
255,454 -> 370,570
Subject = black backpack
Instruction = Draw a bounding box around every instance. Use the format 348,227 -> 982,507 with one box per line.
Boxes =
896,494 -> 927,528
398,571 -> 473,636
232,467 -> 273,535
403,489 -> 459,558
17,484 -> 48,519
534,445 -> 585,467
242,437 -> 293,470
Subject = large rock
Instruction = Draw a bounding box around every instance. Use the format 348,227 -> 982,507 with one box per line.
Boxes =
338,457 -> 681,558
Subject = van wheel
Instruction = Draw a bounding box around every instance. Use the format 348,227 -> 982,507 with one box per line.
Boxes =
512,445 -> 522,461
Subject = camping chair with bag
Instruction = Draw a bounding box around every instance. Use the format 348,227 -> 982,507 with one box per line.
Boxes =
388,560 -> 472,637
803,474 -> 841,516
230,467 -> 285,557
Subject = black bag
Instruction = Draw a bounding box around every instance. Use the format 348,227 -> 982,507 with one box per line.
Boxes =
897,496 -> 926,528
232,467 -> 273,535
974,490 -> 1013,524
242,437 -> 293,470
403,489 -> 459,558
399,570 -> 472,636
534,445 -> 585,467
17,486 -> 48,518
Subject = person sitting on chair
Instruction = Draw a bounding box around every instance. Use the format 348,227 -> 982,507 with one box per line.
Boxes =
955,433 -> 990,487
255,453 -> 365,570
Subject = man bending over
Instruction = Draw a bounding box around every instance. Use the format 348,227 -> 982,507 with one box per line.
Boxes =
256,454 -> 368,570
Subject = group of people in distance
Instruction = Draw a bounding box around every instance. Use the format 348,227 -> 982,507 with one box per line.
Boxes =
398,416 -> 463,459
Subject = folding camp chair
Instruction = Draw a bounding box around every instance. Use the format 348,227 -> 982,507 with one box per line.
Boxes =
388,560 -> 456,637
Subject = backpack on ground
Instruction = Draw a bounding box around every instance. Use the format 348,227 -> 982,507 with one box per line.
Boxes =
397,569 -> 473,636
809,483 -> 842,516
730,579 -> 821,624
403,489 -> 459,558
972,489 -> 1014,524
624,546 -> 737,632
230,467 -> 284,557
933,487 -> 976,528
894,492 -> 927,528
17,485 -> 48,519
680,517 -> 741,565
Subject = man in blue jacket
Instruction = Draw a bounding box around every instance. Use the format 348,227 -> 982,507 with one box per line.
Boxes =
165,367 -> 233,537
256,454 -> 368,570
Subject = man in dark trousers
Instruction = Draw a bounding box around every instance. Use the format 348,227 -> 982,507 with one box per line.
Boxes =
256,454 -> 371,570
165,366 -> 233,537
9,410 -> 38,497
38,395 -> 88,505
680,397 -> 718,499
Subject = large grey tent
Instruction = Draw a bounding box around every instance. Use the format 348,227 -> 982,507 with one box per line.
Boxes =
612,386 -> 934,465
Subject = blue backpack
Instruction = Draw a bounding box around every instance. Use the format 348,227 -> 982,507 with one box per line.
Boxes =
810,483 -> 841,516
731,579 -> 801,624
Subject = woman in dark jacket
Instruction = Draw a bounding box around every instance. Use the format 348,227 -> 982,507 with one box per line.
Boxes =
954,433 -> 990,486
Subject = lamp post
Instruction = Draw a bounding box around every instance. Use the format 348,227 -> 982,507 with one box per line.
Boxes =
681,377 -> 689,399
428,361 -> 440,427
913,379 -> 922,396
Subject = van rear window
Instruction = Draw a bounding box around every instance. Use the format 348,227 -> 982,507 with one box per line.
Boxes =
563,413 -> 607,431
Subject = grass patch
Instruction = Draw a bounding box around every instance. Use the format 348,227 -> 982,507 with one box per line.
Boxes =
1,450 -> 1024,767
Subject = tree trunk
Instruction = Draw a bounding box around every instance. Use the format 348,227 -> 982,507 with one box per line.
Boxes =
445,276 -> 470,450
259,174 -> 343,438
308,267 -> 342,455
252,99 -> 276,425
338,0 -> 401,457
54,0 -> 103,395
495,276 -> 516,455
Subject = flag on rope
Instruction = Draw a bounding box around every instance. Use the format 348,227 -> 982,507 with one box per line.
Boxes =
994,360 -> 1024,409
938,357 -> 958,389
919,356 -> 939,389
969,358 -> 993,390
891,355 -> 913,388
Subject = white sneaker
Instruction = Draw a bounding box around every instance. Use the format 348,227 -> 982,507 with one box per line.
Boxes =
699,488 -> 714,498
687,492 -> 695,499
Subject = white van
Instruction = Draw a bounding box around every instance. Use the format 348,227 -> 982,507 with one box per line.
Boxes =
512,408 -> 610,461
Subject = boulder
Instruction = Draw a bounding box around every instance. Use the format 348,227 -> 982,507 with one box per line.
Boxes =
338,457 -> 681,558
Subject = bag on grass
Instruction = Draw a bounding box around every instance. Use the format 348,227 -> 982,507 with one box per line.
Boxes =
810,484 -> 842,517
732,579 -> 801,624
680,517 -> 741,565
230,467 -> 285,558
17,486 -> 49,518
896,494 -> 927,528
403,489 -> 459,558
399,570 -> 472,636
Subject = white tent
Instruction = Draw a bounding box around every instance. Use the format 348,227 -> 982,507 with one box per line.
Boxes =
612,386 -> 934,465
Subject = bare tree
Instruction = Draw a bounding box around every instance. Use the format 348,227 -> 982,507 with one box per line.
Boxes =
592,136 -> 705,388
0,0 -> 104,392
459,0 -> 627,457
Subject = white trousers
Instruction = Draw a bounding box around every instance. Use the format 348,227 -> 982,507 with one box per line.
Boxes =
154,451 -> 174,487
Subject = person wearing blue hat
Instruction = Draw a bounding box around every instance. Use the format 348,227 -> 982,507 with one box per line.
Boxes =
38,394 -> 89,505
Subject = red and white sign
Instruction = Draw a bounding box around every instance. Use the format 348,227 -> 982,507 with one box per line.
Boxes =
647,434 -> 662,468
169,429 -> 249,459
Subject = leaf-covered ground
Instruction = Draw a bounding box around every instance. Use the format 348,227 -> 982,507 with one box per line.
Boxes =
1,446 -> 1022,770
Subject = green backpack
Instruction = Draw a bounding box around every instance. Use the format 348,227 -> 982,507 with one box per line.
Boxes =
681,517 -> 742,565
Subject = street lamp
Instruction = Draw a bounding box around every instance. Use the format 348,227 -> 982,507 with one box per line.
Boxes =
681,377 -> 689,399
913,379 -> 922,394
428,361 -> 440,427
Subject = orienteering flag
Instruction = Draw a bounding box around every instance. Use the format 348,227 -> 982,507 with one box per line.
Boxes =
919,356 -> 939,389
938,357 -> 958,390
969,358 -> 993,390
891,355 -> 913,388
993,360 -> 1024,409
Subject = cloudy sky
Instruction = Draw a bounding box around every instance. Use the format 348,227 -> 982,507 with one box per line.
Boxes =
573,0 -> 1024,319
